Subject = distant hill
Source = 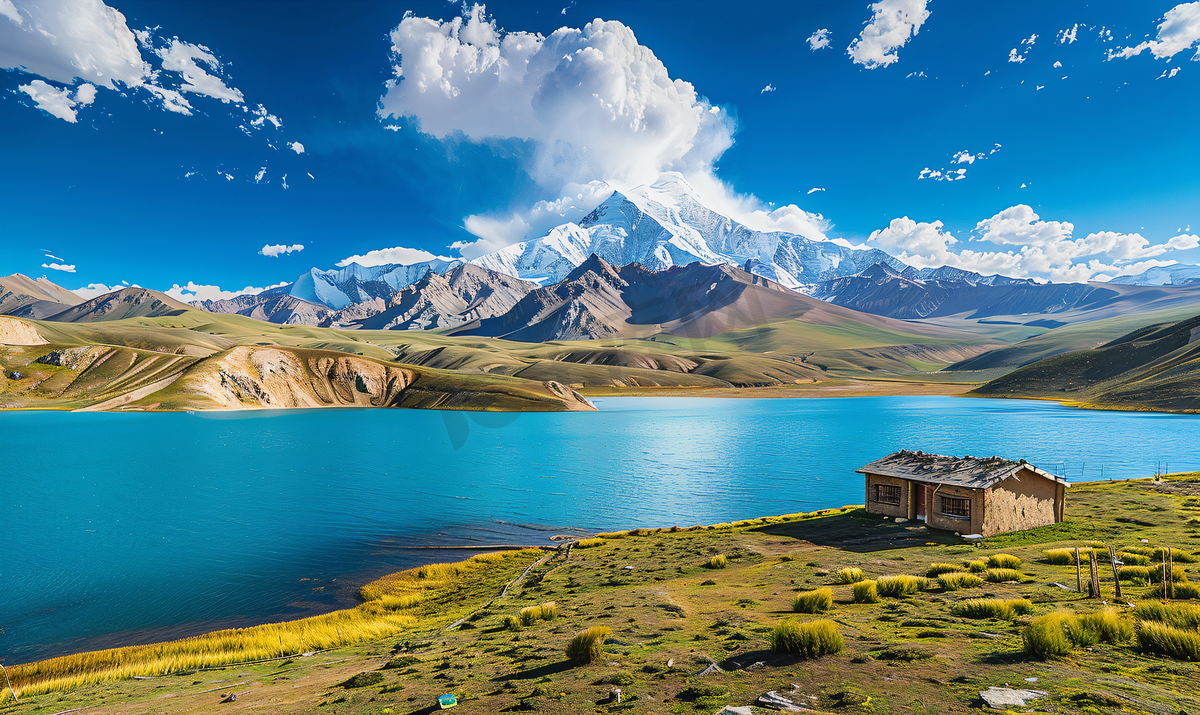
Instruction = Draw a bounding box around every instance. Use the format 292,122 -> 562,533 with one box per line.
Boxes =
197,289 -> 333,326
0,273 -> 83,318
44,287 -> 193,322
1110,263 -> 1200,286
971,312 -> 1200,411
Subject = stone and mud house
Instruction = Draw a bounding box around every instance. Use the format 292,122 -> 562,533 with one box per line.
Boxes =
857,450 -> 1068,536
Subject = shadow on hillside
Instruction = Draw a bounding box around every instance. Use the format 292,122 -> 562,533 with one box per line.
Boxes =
493,660 -> 575,682
752,510 -> 962,553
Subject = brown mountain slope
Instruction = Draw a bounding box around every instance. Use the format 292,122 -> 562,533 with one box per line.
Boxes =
0,273 -> 83,318
341,263 -> 536,330
44,287 -> 193,322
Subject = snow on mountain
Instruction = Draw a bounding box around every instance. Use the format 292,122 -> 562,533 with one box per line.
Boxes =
469,172 -> 904,291
1109,263 -> 1200,286
287,259 -> 460,309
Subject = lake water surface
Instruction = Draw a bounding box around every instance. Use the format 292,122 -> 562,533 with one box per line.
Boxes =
3,395 -> 1199,662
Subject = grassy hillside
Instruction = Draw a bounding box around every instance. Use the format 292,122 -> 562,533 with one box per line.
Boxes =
8,476 -> 1200,713
972,312 -> 1200,412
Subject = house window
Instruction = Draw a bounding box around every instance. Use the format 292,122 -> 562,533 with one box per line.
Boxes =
874,484 -> 901,505
940,496 -> 971,518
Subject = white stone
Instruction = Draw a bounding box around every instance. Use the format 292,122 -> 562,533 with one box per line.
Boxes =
980,687 -> 1048,708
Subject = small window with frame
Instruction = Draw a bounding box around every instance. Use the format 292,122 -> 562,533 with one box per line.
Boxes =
940,495 -> 970,518
874,483 -> 901,505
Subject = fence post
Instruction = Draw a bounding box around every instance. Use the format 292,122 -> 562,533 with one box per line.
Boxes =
1075,547 -> 1083,593
1108,544 -> 1122,599
1089,550 -> 1101,600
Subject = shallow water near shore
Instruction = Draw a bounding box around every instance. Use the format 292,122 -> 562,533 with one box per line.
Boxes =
3,395 -> 1199,662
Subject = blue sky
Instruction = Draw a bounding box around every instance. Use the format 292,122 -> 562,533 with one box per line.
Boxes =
1,0 -> 1197,299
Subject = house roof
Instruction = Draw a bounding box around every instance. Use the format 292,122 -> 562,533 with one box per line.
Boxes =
856,450 -> 1070,489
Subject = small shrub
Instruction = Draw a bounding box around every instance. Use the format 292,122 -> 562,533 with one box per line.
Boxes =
1137,621 -> 1200,661
1119,566 -> 1151,582
834,567 -> 865,584
566,626 -> 612,665
341,671 -> 385,688
937,572 -> 984,591
967,560 -> 988,573
792,588 -> 834,614
987,553 -> 1023,570
383,656 -> 420,669
953,598 -> 1032,620
1118,551 -> 1152,566
682,684 -> 729,699
575,538 -> 606,548
876,575 -> 928,597
1043,548 -> 1093,565
1147,565 -> 1190,584
778,554 -> 796,562
706,555 -> 728,569
601,672 -> 635,686
852,580 -> 880,604
502,615 -> 522,631
769,619 -> 844,658
1155,547 -> 1199,564
874,646 -> 934,661
1079,609 -> 1134,644
926,563 -> 964,577
1122,545 -> 1156,557
985,568 -> 1024,583
517,602 -> 558,625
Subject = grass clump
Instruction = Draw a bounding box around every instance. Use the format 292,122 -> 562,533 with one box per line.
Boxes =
565,626 -> 612,665
792,588 -> 834,614
1136,621 -> 1200,661
833,567 -> 865,584
1043,548 -> 1092,565
1024,612 -> 1090,658
1174,582 -> 1200,599
1118,551 -> 1152,566
926,563 -> 965,577
985,568 -> 1025,583
986,553 -> 1023,569
502,615 -> 523,631
769,619 -> 844,659
966,560 -> 988,573
706,555 -> 728,569
1133,601 -> 1200,630
340,671 -> 385,689
953,598 -> 1034,620
852,580 -> 880,604
1079,609 -> 1134,644
937,572 -> 984,591
575,538 -> 606,548
517,602 -> 558,626
876,574 -> 928,597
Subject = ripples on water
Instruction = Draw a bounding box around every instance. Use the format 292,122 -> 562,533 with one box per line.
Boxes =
2,395 -> 1198,661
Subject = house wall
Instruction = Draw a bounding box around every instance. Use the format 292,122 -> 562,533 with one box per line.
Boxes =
926,483 -> 985,535
981,468 -> 1062,536
864,473 -> 910,518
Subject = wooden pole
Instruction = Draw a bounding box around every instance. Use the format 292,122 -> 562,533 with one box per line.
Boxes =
1108,544 -> 1122,599
1089,550 -> 1101,600
1169,547 -> 1175,600
1075,547 -> 1083,593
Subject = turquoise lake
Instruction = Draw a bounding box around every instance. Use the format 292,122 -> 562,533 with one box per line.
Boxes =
3,395 -> 1199,662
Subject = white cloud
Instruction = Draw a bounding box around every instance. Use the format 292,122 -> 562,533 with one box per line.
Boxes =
868,206 -> 1200,282
1108,2 -> 1200,61
155,39 -> 244,103
164,281 -> 288,303
19,80 -> 81,122
289,141 -> 305,154
43,253 -> 65,261
259,243 -> 304,257
0,0 -> 21,24
380,4 -> 733,193
807,29 -> 831,51
760,83 -> 776,93
71,283 -> 115,299
1058,24 -> 1079,44
41,262 -> 76,273
806,187 -> 825,194
846,0 -> 931,69
1008,48 -> 1027,63
1021,34 -> 1038,48
1157,66 -> 1183,79
919,145 -> 1000,181
336,246 -> 453,268
1053,60 -> 1063,68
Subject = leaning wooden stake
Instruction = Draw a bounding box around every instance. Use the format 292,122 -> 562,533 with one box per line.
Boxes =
1108,544 -> 1122,599
1075,547 -> 1083,593
1089,550 -> 1101,600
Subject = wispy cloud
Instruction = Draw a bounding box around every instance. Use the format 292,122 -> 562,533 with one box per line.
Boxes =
807,29 -> 831,51
259,244 -> 304,257
41,262 -> 76,273
846,0 -> 931,69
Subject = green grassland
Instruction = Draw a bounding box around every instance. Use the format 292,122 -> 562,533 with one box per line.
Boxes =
9,475 -> 1200,714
